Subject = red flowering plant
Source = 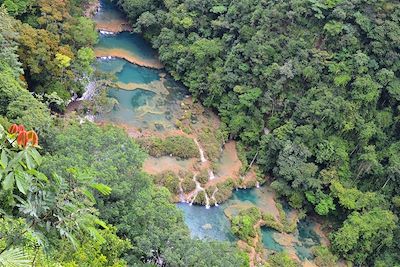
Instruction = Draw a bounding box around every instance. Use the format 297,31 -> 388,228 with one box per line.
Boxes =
0,123 -> 45,195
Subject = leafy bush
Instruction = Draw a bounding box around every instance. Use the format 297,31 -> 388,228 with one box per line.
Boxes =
197,169 -> 209,185
264,252 -> 299,267
180,170 -> 196,193
231,207 -> 262,243
313,246 -> 338,267
153,171 -> 180,194
138,136 -> 199,159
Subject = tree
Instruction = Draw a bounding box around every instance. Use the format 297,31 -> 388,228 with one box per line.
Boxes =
0,123 -> 128,266
331,209 -> 397,265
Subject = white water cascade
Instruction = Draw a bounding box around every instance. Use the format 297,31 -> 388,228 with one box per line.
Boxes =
208,170 -> 215,180
99,30 -> 116,35
256,181 -> 260,188
178,181 -> 185,203
211,188 -> 219,207
204,192 -> 210,209
194,139 -> 207,163
79,81 -> 97,101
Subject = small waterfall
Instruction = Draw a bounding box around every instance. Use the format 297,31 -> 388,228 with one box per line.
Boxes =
204,192 -> 210,209
256,181 -> 260,188
79,81 -> 96,101
100,56 -> 114,60
194,139 -> 207,163
189,194 -> 196,206
178,181 -> 185,202
208,170 -> 215,180
99,30 -> 115,35
211,187 -> 219,207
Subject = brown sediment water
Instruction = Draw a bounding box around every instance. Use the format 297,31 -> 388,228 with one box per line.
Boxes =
313,223 -> 330,246
95,48 -> 163,69
96,20 -> 133,33
143,156 -> 196,175
302,260 -> 318,267
214,141 -> 242,180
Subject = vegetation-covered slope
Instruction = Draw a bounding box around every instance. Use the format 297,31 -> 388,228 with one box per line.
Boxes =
0,1 -> 248,266
115,0 -> 400,265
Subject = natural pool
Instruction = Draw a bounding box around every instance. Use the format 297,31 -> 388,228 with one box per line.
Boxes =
97,31 -> 159,62
178,187 -> 321,260
95,46 -> 186,130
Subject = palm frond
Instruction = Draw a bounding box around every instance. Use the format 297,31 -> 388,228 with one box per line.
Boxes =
0,248 -> 31,267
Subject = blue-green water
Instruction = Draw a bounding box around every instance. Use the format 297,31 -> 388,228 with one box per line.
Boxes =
108,88 -> 156,110
261,228 -> 284,252
178,187 -> 320,260
94,0 -> 125,26
98,32 -> 158,61
96,58 -> 160,83
177,204 -> 236,242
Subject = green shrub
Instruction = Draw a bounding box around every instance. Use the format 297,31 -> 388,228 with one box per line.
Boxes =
214,178 -> 235,203
153,171 -> 180,194
138,136 -> 199,159
312,246 -> 338,267
231,207 -> 262,243
180,170 -> 196,193
197,169 -> 209,185
264,252 -> 299,267
193,191 -> 207,205
263,213 -> 284,233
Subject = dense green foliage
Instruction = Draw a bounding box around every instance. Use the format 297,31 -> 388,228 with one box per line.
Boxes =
0,2 -> 248,266
1,0 -> 97,111
231,207 -> 261,243
41,122 -> 248,266
116,0 -> 400,264
138,135 -> 199,159
0,124 -> 129,266
264,252 -> 299,267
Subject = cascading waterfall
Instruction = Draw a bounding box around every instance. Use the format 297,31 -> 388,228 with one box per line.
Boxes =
256,181 -> 260,188
194,139 -> 216,181
204,192 -> 210,209
188,173 -> 210,208
194,139 -> 207,163
178,180 -> 185,203
99,30 -> 115,35
211,187 -> 219,207
208,170 -> 215,180
79,81 -> 97,101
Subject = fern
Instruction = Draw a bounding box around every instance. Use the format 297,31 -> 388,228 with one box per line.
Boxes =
0,248 -> 31,267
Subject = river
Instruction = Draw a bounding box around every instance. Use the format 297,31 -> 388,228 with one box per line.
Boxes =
89,0 -> 325,265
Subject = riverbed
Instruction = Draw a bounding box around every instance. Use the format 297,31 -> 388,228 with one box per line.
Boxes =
89,1 -> 325,265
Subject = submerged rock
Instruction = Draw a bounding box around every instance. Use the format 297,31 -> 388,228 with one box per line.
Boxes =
202,223 -> 212,230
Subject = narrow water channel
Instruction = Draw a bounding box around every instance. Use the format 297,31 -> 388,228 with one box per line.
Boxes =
92,0 -> 322,262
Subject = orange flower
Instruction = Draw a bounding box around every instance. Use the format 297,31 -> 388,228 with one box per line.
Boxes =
18,125 -> 25,133
26,130 -> 39,147
8,124 -> 19,134
17,131 -> 28,148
